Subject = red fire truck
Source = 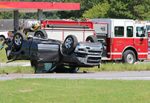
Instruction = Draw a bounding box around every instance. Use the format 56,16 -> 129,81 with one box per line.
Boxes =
35,19 -> 149,64
91,19 -> 148,63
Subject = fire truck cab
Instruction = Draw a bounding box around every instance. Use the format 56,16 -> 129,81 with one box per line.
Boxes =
91,19 -> 148,63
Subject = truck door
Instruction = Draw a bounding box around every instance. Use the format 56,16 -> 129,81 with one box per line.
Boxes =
134,25 -> 148,59
124,21 -> 134,46
113,26 -> 125,55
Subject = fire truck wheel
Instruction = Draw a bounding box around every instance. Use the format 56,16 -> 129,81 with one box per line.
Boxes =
123,50 -> 136,64
86,35 -> 98,42
34,30 -> 47,39
62,35 -> 78,55
13,32 -> 24,51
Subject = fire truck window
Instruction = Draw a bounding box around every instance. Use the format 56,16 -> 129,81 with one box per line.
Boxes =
115,27 -> 124,37
94,24 -> 108,35
136,27 -> 145,37
127,26 -> 133,37
147,26 -> 150,31
147,26 -> 150,34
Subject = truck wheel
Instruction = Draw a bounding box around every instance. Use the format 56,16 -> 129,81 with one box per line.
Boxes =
86,35 -> 98,42
34,30 -> 47,39
0,35 -> 5,47
0,35 -> 5,42
62,35 -> 78,55
13,32 -> 24,51
123,50 -> 136,64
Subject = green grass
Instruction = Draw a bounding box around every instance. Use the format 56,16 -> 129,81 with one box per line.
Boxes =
0,66 -> 34,74
0,79 -> 150,103
0,46 -> 7,62
81,63 -> 150,72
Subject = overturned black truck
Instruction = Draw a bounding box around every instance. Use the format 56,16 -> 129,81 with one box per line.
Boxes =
3,32 -> 103,73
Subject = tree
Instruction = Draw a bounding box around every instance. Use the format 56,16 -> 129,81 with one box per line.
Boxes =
0,12 -> 13,19
83,0 -> 150,20
108,0 -> 133,19
83,2 -> 110,18
108,0 -> 150,20
58,0 -> 103,19
130,0 -> 150,20
0,0 -> 150,20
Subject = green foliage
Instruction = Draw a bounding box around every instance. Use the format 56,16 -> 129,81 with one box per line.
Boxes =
108,0 -> 133,19
0,0 -> 150,23
108,0 -> 150,20
0,12 -> 13,19
31,0 -> 63,1
132,2 -> 150,20
83,2 -> 110,18
57,0 -> 102,19
82,0 -> 150,20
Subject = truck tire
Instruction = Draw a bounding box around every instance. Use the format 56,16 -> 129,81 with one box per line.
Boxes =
62,35 -> 78,55
13,32 -> 24,51
0,35 -> 5,48
34,30 -> 47,39
123,50 -> 136,64
0,35 -> 5,42
86,35 -> 98,42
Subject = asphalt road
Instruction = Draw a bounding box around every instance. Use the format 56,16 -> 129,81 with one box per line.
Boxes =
1,71 -> 150,80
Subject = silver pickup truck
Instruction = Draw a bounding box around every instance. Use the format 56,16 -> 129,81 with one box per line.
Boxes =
4,32 -> 103,73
